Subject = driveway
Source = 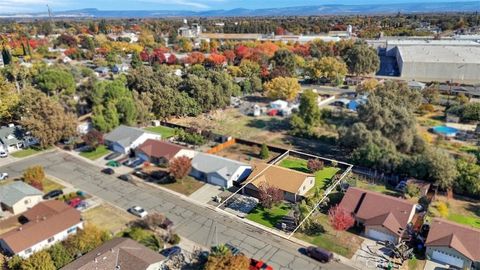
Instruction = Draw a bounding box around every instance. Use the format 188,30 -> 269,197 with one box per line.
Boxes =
188,183 -> 223,204
352,238 -> 389,269
0,151 -> 355,270
423,260 -> 450,270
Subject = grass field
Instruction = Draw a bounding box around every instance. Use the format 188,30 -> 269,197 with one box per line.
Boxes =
246,203 -> 291,228
82,204 -> 135,234
429,197 -> 480,229
144,126 -> 176,138
160,176 -> 204,196
279,158 -> 340,191
10,147 -> 46,158
79,145 -> 110,160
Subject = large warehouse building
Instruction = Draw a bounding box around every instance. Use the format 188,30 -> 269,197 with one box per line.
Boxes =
385,40 -> 480,84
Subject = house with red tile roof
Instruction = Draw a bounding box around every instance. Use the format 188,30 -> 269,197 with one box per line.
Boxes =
425,218 -> 480,269
339,187 -> 416,244
136,139 -> 196,166
0,200 -> 83,258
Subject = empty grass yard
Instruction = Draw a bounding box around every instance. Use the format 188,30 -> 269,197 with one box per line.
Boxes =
144,126 -> 176,139
160,176 -> 204,196
279,158 -> 340,190
10,147 -> 46,158
79,145 -> 110,160
83,204 -> 135,234
246,203 -> 291,228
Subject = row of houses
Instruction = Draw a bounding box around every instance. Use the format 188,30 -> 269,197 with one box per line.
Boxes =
339,187 -> 480,269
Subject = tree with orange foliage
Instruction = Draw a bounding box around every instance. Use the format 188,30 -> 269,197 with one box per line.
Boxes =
207,53 -> 226,67
256,42 -> 279,58
223,50 -> 235,64
184,52 -> 205,65
328,205 -> 355,235
169,156 -> 192,182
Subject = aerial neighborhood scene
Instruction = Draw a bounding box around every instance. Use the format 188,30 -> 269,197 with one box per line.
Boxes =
0,0 -> 479,269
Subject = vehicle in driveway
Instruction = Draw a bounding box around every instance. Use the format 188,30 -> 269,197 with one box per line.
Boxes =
101,168 -> 115,175
133,170 -> 148,180
123,158 -> 144,168
68,197 -> 83,208
0,151 -> 7,158
118,174 -> 133,182
161,246 -> 181,257
250,259 -> 273,270
306,246 -> 333,263
106,160 -> 121,167
105,152 -> 122,160
0,172 -> 9,181
128,206 -> 148,218
43,189 -> 63,200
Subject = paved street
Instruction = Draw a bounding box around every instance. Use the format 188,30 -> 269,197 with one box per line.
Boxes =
0,151 -> 355,270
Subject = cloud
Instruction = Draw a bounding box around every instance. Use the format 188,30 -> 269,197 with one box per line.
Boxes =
0,0 -> 71,12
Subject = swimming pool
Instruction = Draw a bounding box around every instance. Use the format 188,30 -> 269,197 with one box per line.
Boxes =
432,126 -> 459,137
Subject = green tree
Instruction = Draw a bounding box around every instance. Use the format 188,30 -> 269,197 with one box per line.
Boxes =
272,49 -> 297,77
343,43 -> 380,75
36,68 -> 76,96
0,78 -> 20,122
307,57 -> 348,85
1,46 -> 12,65
131,51 -> 143,69
454,160 -> 480,197
423,148 -> 458,190
263,77 -> 300,101
423,84 -> 440,104
20,250 -> 55,270
141,234 -> 164,252
48,243 -> 73,269
259,143 -> 270,159
298,89 -> 320,127
64,224 -> 110,255
239,60 -> 260,78
7,255 -> 22,270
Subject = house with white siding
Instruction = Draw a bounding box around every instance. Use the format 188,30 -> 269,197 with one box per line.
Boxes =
0,181 -> 43,215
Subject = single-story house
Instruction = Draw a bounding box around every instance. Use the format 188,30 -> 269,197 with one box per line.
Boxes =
94,67 -> 109,76
0,200 -> 83,258
136,139 -> 196,166
112,63 -> 130,74
425,218 -> 480,269
270,100 -> 289,110
408,80 -> 426,91
190,153 -> 252,188
0,181 -> 43,215
104,125 -> 161,155
339,187 -> 416,244
243,163 -> 315,202
61,237 -> 166,270
0,125 -> 37,153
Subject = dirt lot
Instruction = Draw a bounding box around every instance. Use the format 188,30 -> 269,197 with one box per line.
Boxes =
0,215 -> 21,235
82,204 -> 135,234
213,143 -> 284,165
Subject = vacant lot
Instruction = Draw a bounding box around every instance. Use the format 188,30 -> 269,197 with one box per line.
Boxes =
82,204 -> 135,234
159,176 -> 205,196
144,125 -> 176,138
429,195 -> 480,229
0,215 -> 21,235
79,145 -> 111,160
214,142 -> 284,165
295,213 -> 363,259
246,203 -> 291,228
279,157 -> 341,192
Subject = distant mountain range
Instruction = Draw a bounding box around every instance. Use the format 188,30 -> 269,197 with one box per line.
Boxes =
0,2 -> 478,18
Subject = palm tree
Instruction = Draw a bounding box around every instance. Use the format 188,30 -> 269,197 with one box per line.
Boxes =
141,234 -> 164,252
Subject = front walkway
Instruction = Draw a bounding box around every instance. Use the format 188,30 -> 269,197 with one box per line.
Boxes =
188,183 -> 223,204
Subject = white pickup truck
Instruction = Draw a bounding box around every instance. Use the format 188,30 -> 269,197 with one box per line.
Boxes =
0,173 -> 9,181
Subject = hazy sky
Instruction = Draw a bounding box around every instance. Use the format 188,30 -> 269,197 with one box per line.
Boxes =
0,0 -> 465,12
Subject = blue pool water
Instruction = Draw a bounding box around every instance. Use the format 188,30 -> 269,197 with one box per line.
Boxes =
432,126 -> 459,136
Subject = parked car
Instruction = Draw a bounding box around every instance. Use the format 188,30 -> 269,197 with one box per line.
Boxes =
250,259 -> 273,270
225,243 -> 241,256
106,160 -> 121,167
68,197 -> 83,208
129,158 -> 144,168
133,171 -> 148,180
0,172 -> 9,181
306,246 -> 333,263
43,189 -> 63,200
101,168 -> 115,175
118,174 -> 133,182
0,151 -> 7,158
395,181 -> 407,192
105,152 -> 122,160
128,206 -> 148,218
161,246 -> 181,257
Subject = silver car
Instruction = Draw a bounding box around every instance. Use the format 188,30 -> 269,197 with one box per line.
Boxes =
128,206 -> 148,218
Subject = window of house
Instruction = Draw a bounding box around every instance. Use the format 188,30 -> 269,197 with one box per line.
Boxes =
25,248 -> 32,254
310,179 -> 313,184
303,186 -> 306,190
67,227 -> 77,234
48,237 -> 54,243
24,199 -> 30,205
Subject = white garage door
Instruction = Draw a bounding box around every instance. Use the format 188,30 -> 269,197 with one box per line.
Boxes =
209,176 -> 227,188
432,250 -> 464,268
366,229 -> 397,243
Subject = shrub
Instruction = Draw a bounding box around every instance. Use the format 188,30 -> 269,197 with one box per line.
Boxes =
418,104 -> 435,114
435,201 -> 449,218
23,166 -> 45,191
168,233 -> 181,245
405,183 -> 421,198
259,143 -> 270,160
174,128 -> 206,145
307,159 -> 324,172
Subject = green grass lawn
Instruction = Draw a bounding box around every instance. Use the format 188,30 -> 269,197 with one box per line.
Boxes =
160,176 -> 204,196
279,158 -> 340,191
246,203 -> 291,228
43,178 -> 65,193
79,145 -> 110,160
448,213 -> 480,229
10,147 -> 46,158
144,126 -> 176,139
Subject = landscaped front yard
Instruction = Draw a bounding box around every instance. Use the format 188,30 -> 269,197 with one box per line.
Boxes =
144,125 -> 176,139
79,145 -> 110,160
246,203 -> 291,228
279,157 -> 340,191
82,204 -> 135,234
294,213 -> 363,259
159,176 -> 205,196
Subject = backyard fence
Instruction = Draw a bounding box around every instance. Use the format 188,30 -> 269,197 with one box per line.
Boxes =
206,138 -> 236,154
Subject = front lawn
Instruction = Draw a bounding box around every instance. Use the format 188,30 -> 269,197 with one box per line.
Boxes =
43,178 -> 65,193
10,147 -> 46,158
159,176 -> 204,196
279,157 -> 340,191
144,125 -> 176,139
83,204 -> 135,234
448,213 -> 480,229
79,145 -> 110,160
429,197 -> 480,229
294,213 -> 363,259
246,203 -> 291,228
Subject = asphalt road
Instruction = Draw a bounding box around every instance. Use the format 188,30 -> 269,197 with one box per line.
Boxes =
0,151 -> 355,270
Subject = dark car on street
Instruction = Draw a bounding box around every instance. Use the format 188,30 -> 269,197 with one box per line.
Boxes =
101,168 -> 115,175
161,246 -> 181,257
104,152 -> 122,160
43,189 -> 64,200
306,246 -> 333,263
118,174 -> 133,182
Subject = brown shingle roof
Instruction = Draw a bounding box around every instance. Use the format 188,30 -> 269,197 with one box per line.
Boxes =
426,218 -> 480,261
0,201 -> 82,254
247,163 -> 313,194
61,238 -> 166,270
339,187 -> 415,236
137,139 -> 184,160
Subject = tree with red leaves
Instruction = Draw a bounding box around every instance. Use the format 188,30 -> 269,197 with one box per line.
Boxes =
307,159 -> 324,173
328,205 -> 355,235
223,50 -> 235,64
207,53 -> 226,67
234,44 -> 252,60
184,52 -> 205,65
140,50 -> 150,62
167,54 -> 177,65
275,26 -> 286,36
258,182 -> 284,208
83,129 -> 104,150
169,156 -> 192,182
